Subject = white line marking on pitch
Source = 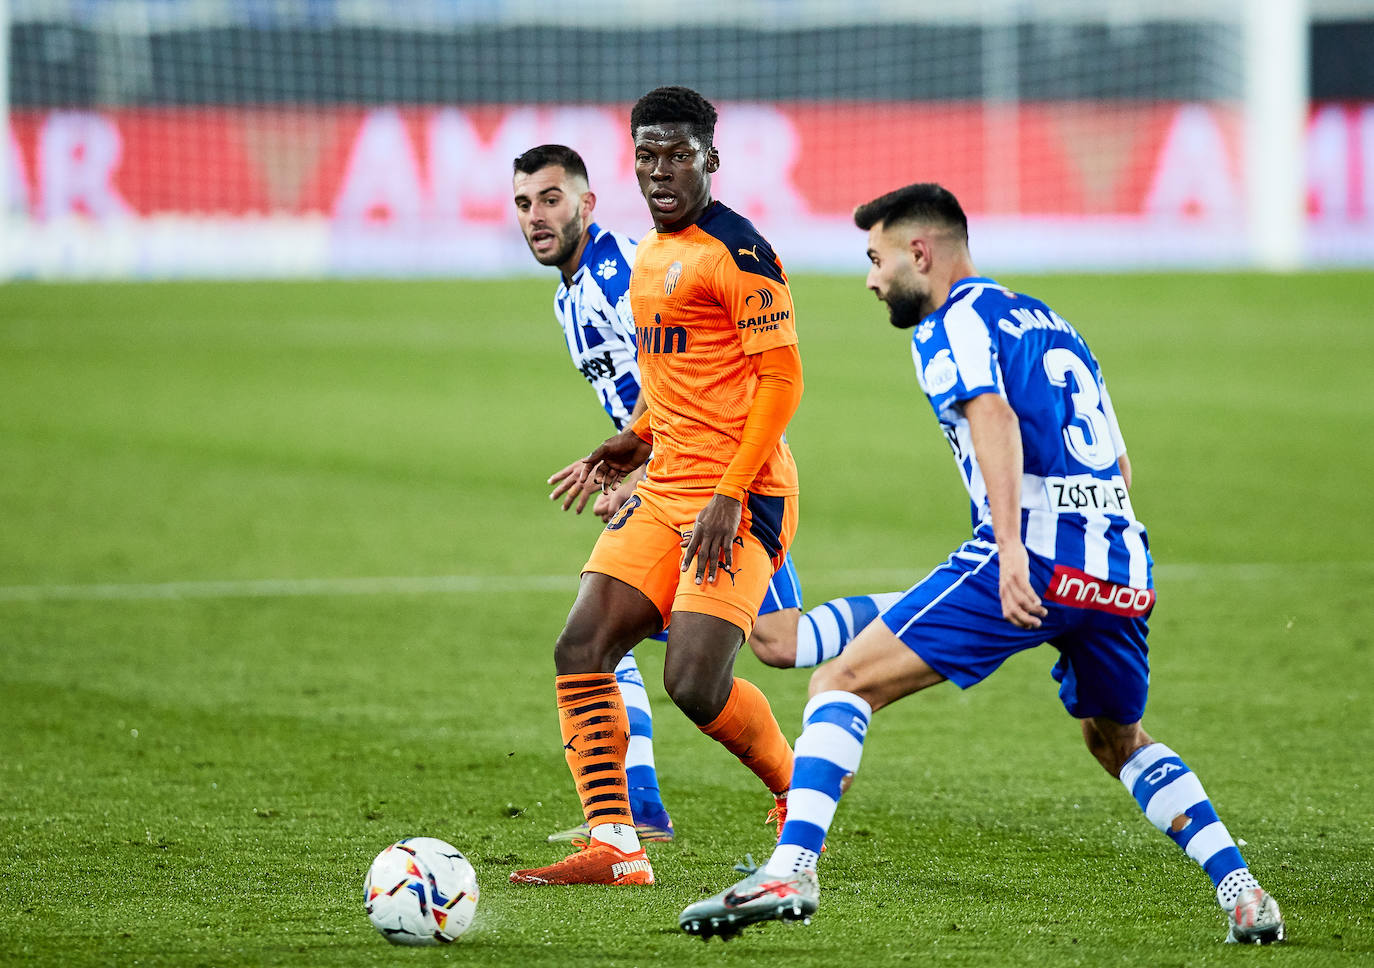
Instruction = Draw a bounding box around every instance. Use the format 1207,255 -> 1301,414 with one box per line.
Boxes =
0,574 -> 576,602
0,562 -> 1370,603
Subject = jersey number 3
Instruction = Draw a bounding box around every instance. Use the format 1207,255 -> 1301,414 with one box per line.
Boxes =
1042,347 -> 1116,470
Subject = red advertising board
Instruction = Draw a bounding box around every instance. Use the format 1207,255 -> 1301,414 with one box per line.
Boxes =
5,100 -> 1371,275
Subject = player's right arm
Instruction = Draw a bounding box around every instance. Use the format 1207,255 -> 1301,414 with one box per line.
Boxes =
964,392 -> 1046,630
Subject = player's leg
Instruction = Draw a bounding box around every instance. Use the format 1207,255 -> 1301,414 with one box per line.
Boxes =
681,541 -> 1050,937
1057,617 -> 1285,944
746,607 -> 801,667
1109,721 -> 1285,944
746,553 -> 903,668
792,592 -> 905,668
544,643 -> 674,844
665,610 -> 797,798
666,493 -> 799,804
616,649 -> 674,839
766,620 -> 944,866
773,544 -> 1047,858
512,494 -> 682,886
678,621 -> 940,938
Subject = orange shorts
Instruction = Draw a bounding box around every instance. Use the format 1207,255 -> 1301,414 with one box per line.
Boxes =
583,478 -> 799,636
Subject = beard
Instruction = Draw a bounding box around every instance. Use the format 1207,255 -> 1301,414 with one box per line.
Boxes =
883,288 -> 929,330
530,216 -> 583,267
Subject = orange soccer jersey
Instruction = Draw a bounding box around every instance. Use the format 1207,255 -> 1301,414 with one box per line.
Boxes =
629,201 -> 800,496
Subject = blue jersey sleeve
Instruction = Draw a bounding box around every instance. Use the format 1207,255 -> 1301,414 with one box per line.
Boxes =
913,296 -> 1002,417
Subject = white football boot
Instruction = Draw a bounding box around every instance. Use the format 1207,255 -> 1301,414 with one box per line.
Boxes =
1225,887 -> 1286,945
679,861 -> 819,940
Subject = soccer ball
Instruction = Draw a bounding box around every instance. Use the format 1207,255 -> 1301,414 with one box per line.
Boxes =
364,837 -> 479,945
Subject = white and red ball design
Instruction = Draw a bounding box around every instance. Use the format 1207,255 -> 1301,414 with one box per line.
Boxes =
364,837 -> 479,945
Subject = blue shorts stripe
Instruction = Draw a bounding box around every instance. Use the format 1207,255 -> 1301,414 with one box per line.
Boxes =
626,707 -> 653,739
779,818 -> 827,853
759,553 -> 803,615
791,756 -> 852,799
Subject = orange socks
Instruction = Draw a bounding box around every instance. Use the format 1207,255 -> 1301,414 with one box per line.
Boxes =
556,673 -> 634,829
699,678 -> 795,795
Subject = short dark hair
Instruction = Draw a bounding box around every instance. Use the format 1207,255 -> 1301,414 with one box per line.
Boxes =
629,86 -> 718,145
512,144 -> 589,182
853,182 -> 968,242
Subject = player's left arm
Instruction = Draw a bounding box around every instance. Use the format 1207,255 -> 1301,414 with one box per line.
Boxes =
963,392 -> 1047,629
681,343 -> 802,584
680,245 -> 801,584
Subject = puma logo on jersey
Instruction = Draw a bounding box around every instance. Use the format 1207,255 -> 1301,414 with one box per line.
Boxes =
737,245 -> 761,261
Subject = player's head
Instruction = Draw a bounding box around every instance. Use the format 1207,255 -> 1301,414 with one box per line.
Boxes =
630,86 -> 720,232
853,183 -> 971,328
512,144 -> 595,275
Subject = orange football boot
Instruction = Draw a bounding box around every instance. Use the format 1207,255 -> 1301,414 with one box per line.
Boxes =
509,838 -> 654,886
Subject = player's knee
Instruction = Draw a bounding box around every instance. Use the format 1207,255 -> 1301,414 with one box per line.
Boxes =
1081,718 -> 1151,778
553,627 -> 613,675
807,660 -> 848,697
663,667 -> 731,726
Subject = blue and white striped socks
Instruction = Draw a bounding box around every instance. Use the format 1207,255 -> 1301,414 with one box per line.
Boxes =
615,652 -> 669,827
794,593 -> 903,668
1120,742 -> 1260,909
764,690 -> 872,877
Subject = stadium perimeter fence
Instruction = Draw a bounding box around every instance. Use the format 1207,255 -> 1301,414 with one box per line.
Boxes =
2,0 -> 1372,279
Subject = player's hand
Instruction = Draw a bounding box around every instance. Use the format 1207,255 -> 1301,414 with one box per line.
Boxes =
548,459 -> 599,514
681,493 -> 742,585
997,541 -> 1047,629
593,467 -> 645,522
576,429 -> 652,494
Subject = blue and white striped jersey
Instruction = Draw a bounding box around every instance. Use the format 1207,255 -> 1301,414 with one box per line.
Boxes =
553,223 -> 641,430
911,276 -> 1152,590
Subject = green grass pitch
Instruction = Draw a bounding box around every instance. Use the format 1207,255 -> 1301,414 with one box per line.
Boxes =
2,272 -> 1372,967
